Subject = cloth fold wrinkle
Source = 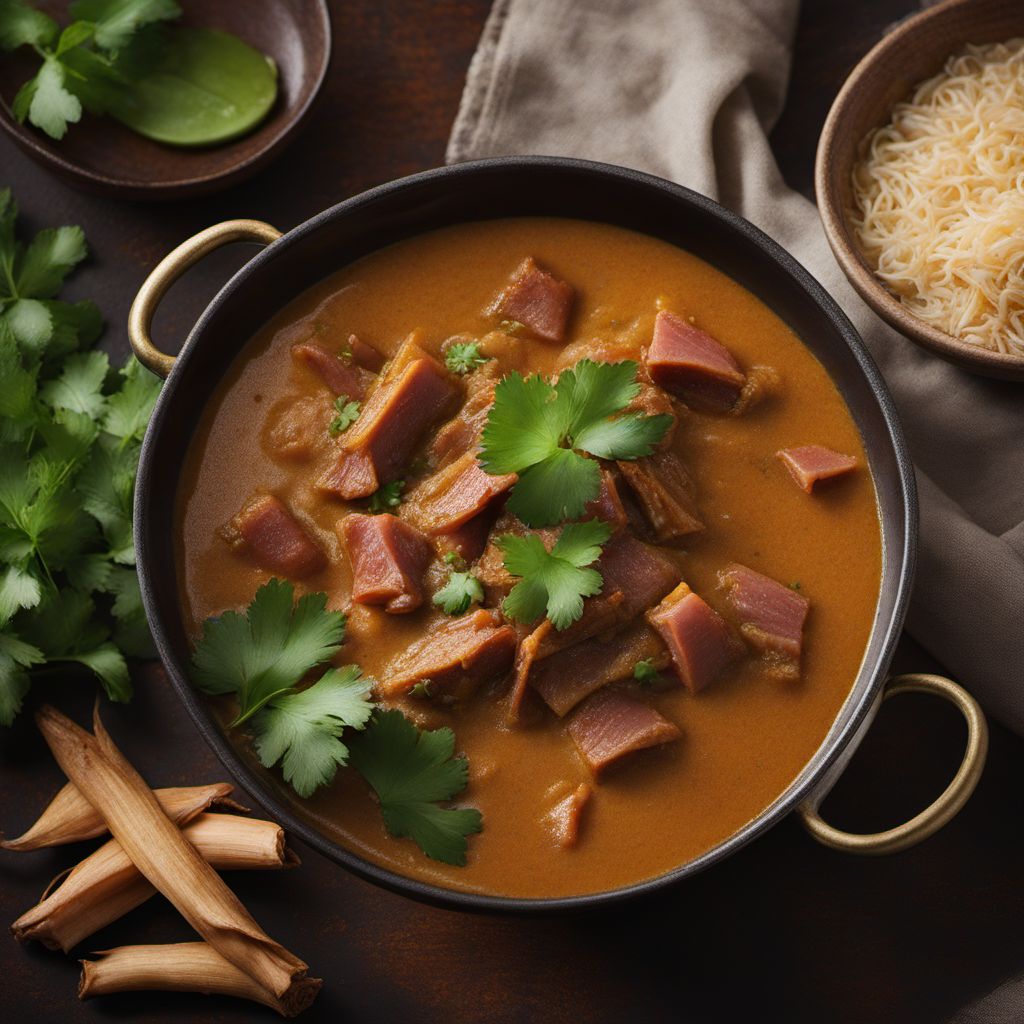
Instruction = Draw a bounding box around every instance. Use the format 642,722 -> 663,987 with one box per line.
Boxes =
446,0 -> 1024,737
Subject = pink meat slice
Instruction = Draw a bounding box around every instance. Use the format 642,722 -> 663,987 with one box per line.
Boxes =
319,351 -> 457,499
647,582 -> 738,692
777,445 -> 857,493
403,450 -> 517,535
546,783 -> 592,849
721,563 -> 809,663
341,513 -> 432,614
489,257 -> 574,343
532,622 -> 671,717
583,468 -> 628,531
348,334 -> 385,372
291,343 -> 375,400
228,494 -> 325,579
617,451 -> 703,543
644,310 -> 746,412
567,688 -> 681,778
379,609 -> 517,700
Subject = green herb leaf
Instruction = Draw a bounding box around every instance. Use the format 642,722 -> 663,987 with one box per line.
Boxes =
328,395 -> 360,436
348,709 -> 482,866
191,578 -> 347,726
497,518 -> 611,630
409,680 -> 433,698
0,630 -> 43,726
480,360 -> 670,527
251,665 -> 374,799
633,658 -> 662,685
69,0 -> 180,52
367,479 -> 403,513
444,341 -> 487,375
15,224 -> 88,298
0,0 -> 58,51
39,350 -> 109,419
433,570 -> 484,616
24,57 -> 83,140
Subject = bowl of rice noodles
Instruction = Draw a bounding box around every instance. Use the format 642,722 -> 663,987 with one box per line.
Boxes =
816,0 -> 1024,380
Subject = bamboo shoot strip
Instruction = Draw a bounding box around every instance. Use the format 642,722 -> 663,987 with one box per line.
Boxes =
80,943 -> 286,1015
14,814 -> 298,953
35,706 -> 320,1016
2,782 -> 241,851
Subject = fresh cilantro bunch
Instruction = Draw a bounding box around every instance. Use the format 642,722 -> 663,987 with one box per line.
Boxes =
433,569 -> 483,616
497,519 -> 612,630
0,188 -> 161,725
444,341 -> 487,375
0,0 -> 181,140
480,359 -> 672,527
192,579 -> 483,863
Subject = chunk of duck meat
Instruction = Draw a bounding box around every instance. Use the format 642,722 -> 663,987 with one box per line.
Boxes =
598,532 -> 681,619
647,582 -> 739,692
291,342 -> 375,400
475,514 -> 558,606
532,622 -> 671,717
319,342 -> 458,499
433,510 -> 496,564
225,494 -> 325,579
261,395 -> 330,463
582,468 -> 628,531
379,609 -> 517,700
430,361 -> 500,466
546,783 -> 592,849
645,310 -> 746,412
489,257 -> 574,343
720,563 -> 809,678
617,451 -> 703,543
567,688 -> 681,778
341,513 -> 432,614
403,450 -> 517,535
347,334 -> 385,372
777,445 -> 857,493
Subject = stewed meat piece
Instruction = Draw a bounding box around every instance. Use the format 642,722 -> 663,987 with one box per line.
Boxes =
720,563 -> 809,678
489,257 -> 574,343
545,783 -> 592,849
567,688 -> 681,777
291,342 -> 375,400
226,494 -> 325,579
777,445 -> 857,493
617,451 -> 703,543
644,310 -> 746,412
647,582 -> 738,692
341,513 -> 432,614
379,609 -> 517,700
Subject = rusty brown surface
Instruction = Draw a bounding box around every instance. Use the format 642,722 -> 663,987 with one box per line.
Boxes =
2,2 -> 1023,1021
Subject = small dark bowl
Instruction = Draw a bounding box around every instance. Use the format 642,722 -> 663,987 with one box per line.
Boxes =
816,0 -> 1024,380
0,0 -> 330,200
134,158 -> 922,913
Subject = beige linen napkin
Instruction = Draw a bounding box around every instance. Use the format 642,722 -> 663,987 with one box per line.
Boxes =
447,0 -> 1024,732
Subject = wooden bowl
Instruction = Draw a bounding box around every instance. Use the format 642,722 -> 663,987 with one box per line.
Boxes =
0,0 -> 331,200
815,0 -> 1024,381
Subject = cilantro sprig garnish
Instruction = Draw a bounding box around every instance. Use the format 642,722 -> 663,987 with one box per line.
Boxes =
480,359 -> 671,527
328,394 -> 360,436
633,659 -> 663,685
496,518 -> 612,630
0,189 -> 160,725
367,479 -> 403,513
433,570 -> 484,616
444,341 -> 487,375
191,579 -> 483,864
349,709 -> 482,866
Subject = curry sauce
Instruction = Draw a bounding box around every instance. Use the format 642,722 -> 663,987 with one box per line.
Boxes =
176,217 -> 882,899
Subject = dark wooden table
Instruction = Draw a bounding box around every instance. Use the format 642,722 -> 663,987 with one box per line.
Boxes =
3,2 -> 1023,1022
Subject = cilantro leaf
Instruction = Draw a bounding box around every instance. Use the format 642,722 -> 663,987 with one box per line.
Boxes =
69,0 -> 180,52
444,342 -> 487,375
24,57 -> 83,140
367,479 -> 403,513
0,0 -> 58,51
251,666 -> 374,798
633,658 -> 662,684
40,349 -> 109,418
16,224 -> 88,298
0,630 -> 43,726
102,356 -> 161,441
328,395 -> 360,436
433,570 -> 484,616
191,578 -> 347,726
480,360 -> 670,527
497,518 -> 611,630
348,709 -> 482,865
66,642 -> 131,702
0,564 -> 41,621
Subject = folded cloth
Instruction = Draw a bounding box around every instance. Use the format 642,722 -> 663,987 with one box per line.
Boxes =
447,0 -> 1024,732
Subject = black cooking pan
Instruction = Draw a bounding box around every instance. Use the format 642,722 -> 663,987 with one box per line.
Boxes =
130,157 -> 986,912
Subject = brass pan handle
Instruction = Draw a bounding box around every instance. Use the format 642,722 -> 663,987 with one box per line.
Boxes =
798,673 -> 987,854
128,219 -> 282,379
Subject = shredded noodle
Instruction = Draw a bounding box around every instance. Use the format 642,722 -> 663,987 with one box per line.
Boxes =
850,38 -> 1024,356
